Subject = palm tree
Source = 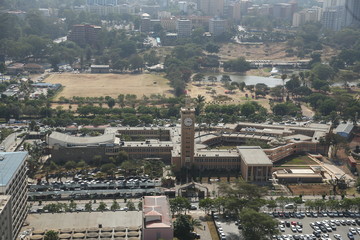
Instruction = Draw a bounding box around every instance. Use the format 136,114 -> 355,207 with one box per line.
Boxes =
194,95 -> 206,115
189,218 -> 203,231
281,74 -> 287,101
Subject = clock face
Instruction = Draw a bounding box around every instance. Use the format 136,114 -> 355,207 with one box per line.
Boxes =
183,117 -> 193,126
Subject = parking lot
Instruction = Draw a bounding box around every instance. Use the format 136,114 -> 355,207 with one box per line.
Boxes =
272,211 -> 360,240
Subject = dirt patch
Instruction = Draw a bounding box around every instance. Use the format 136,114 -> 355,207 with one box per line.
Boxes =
219,42 -> 337,62
288,184 -> 332,195
46,73 -> 173,100
187,82 -> 271,110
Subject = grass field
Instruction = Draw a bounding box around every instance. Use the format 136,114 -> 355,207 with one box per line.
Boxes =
45,73 -> 173,100
274,154 -> 318,166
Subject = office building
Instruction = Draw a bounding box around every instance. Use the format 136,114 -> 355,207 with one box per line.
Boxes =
0,195 -> 12,240
67,24 -> 101,46
273,3 -> 294,20
0,152 -> 28,240
209,18 -> 227,36
197,0 -> 224,16
176,19 -> 192,38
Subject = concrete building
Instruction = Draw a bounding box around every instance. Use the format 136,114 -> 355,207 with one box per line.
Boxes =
334,122 -> 354,139
47,110 -> 331,183
142,196 -> 173,240
238,146 -> 273,182
197,0 -> 224,16
141,14 -> 151,33
67,24 -> 101,46
273,3 -> 294,20
293,7 -> 322,27
90,65 -> 110,73
0,152 -> 28,240
0,195 -> 12,240
209,18 -> 227,36
176,19 -> 192,38
86,4 -> 132,16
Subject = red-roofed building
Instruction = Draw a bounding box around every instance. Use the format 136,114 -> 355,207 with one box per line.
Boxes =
143,196 -> 173,240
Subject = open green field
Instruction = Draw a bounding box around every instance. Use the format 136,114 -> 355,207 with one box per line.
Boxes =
274,154 -> 318,166
46,73 -> 173,100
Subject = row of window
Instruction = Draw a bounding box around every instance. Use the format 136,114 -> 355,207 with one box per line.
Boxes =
195,158 -> 239,163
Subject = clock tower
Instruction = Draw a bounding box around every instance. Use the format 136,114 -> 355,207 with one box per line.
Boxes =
180,107 -> 195,167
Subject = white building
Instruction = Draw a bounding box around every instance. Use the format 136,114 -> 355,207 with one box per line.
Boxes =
0,152 -> 28,240
0,195 -> 12,240
293,7 -> 322,27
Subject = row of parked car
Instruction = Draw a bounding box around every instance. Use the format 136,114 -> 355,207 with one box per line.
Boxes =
29,177 -> 161,192
271,211 -> 360,219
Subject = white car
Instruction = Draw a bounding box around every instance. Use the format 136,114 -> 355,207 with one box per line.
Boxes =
279,225 -> 285,232
296,225 -> 303,233
349,227 -> 357,235
333,233 -> 342,240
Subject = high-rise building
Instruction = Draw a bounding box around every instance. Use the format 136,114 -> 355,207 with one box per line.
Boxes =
209,18 -> 227,36
67,24 -> 101,46
345,0 -> 360,26
293,7 -> 322,27
0,195 -> 12,240
177,19 -> 192,38
197,0 -> 224,16
273,3 -> 294,20
0,152 -> 28,240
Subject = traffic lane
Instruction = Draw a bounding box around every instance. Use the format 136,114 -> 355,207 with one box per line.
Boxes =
277,216 -> 360,239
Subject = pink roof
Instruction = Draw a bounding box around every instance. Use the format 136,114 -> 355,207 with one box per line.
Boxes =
145,209 -> 162,216
143,196 -> 171,229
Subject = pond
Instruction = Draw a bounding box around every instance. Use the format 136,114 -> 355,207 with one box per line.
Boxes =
205,74 -> 359,88
205,74 -> 284,88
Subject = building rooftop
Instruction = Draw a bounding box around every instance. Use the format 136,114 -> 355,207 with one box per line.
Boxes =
0,152 -> 28,187
335,122 -> 354,135
48,132 -> 115,147
237,146 -> 272,165
143,196 -> 171,229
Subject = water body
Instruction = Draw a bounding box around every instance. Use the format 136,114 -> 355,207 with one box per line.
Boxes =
205,74 -> 359,88
206,74 -> 285,88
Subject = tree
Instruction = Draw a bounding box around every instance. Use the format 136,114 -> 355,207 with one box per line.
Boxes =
173,214 -> 193,240
69,200 -> 77,212
128,54 -> 144,72
192,73 -> 205,84
107,98 -> 115,108
312,63 -> 334,81
221,75 -> 232,84
64,160 -> 76,170
170,197 -> 191,216
101,163 -> 116,176
97,202 -> 107,211
205,43 -> 220,53
199,198 -> 214,214
240,208 -> 278,240
126,200 -> 136,210
241,103 -> 256,117
111,200 -> 120,211
85,201 -> 92,212
223,57 -> 251,72
44,230 -> 59,240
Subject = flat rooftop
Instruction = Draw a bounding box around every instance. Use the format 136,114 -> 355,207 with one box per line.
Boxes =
0,152 -> 27,188
24,211 -> 142,230
237,146 -> 272,165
